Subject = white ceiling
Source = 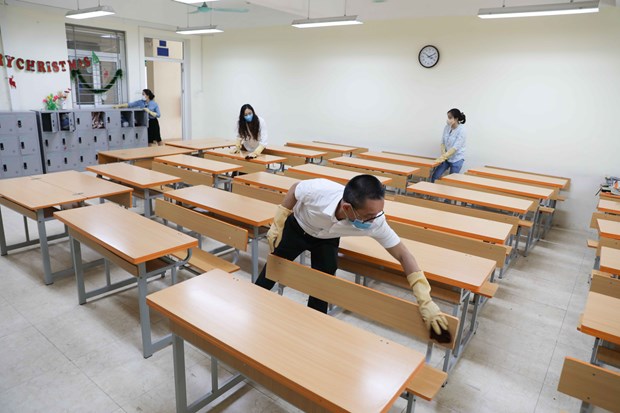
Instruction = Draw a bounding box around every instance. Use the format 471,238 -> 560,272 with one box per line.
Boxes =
5,0 -> 619,31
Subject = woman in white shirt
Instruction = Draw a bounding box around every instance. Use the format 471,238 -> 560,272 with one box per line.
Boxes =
230,103 -> 268,158
431,108 -> 467,182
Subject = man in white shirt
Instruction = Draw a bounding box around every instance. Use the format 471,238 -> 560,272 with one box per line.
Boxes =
255,175 -> 450,339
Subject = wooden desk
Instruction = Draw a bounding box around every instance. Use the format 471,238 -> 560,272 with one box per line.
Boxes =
147,270 -> 424,413
441,173 -> 554,201
578,292 -> 620,366
358,152 -> 440,179
165,139 -> 236,154
328,156 -> 419,190
598,199 -> 620,215
598,219 -> 620,241
338,236 -> 495,371
233,172 -> 299,193
55,203 -> 197,358
485,165 -> 570,190
287,164 -> 393,186
468,166 -> 568,189
286,141 -> 356,158
408,182 -> 535,215
87,162 -> 181,218
204,148 -> 286,173
153,154 -> 242,189
98,145 -> 193,166
600,246 -> 620,275
263,145 -> 327,165
0,171 -> 132,284
164,185 -> 276,280
384,200 -> 511,244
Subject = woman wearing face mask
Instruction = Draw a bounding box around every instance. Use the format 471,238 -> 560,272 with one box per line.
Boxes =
230,103 -> 268,158
431,108 -> 466,182
114,89 -> 162,146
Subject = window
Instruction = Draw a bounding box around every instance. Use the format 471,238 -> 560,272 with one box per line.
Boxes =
66,24 -> 127,107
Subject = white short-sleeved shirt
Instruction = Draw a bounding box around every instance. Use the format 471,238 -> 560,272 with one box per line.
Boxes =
236,115 -> 268,152
293,179 -> 401,249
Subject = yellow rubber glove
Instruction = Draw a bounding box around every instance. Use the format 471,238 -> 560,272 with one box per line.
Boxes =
266,205 -> 292,252
440,144 -> 446,154
143,108 -> 157,117
246,144 -> 266,159
407,271 -> 449,335
434,147 -> 456,164
230,138 -> 242,154
112,103 -> 128,109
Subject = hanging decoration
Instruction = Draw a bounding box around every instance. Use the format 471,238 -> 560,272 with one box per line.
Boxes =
91,51 -> 101,64
71,69 -> 123,94
8,76 -> 17,89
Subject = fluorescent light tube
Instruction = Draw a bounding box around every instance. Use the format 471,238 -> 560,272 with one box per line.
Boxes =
292,15 -> 363,28
66,5 -> 115,19
176,25 -> 223,35
173,0 -> 219,3
478,1 -> 599,19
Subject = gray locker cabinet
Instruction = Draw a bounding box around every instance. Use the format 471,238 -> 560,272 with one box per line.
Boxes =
1,155 -> 23,178
74,111 -> 93,131
15,113 -> 37,134
0,136 -> 20,156
135,127 -> 148,147
0,113 -> 16,135
134,110 -> 149,128
107,130 -> 123,149
69,132 -> 90,150
41,133 -> 62,153
105,111 -> 121,129
18,134 -> 40,155
120,110 -> 134,128
92,130 -> 107,151
39,112 -> 59,133
44,152 -> 65,172
79,149 -> 98,170
64,151 -> 80,170
21,154 -> 43,176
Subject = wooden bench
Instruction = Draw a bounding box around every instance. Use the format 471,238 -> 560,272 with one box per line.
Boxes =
152,160 -> 214,186
232,182 -> 286,204
266,255 -> 458,413
557,357 -> 620,413
154,198 -> 246,274
587,239 -> 599,249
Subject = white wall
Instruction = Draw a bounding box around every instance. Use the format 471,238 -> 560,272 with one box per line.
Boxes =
198,8 -> 620,230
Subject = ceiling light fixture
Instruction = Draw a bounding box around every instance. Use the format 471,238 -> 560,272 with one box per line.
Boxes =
173,0 -> 220,4
66,0 -> 115,19
292,0 -> 362,28
478,0 -> 599,19
175,25 -> 223,34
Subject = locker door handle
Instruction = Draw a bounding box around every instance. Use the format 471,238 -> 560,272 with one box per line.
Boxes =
0,143 -> 3,151
76,118 -> 80,125
94,136 -> 98,142
3,165 -> 6,172
47,160 -> 51,166
21,142 -> 25,149
23,162 -> 27,170
45,139 -> 49,147
17,120 -> 22,128
78,137 -> 82,144
63,157 -> 68,164
80,156 -> 83,162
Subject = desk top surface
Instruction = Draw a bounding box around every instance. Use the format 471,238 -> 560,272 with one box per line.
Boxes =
358,152 -> 440,168
384,200 -> 511,244
164,185 -> 277,227
54,203 -> 197,264
87,162 -> 181,188
600,246 -> 620,275
468,166 -> 568,189
98,145 -> 193,160
328,156 -> 420,176
339,236 -> 495,292
165,139 -> 236,150
0,171 -> 132,210
598,199 -> 620,215
147,270 -> 423,413
598,219 -> 620,240
288,164 -> 393,186
204,148 -> 287,165
264,145 -> 327,158
154,154 -> 243,174
286,141 -> 357,153
442,173 -> 554,200
233,172 -> 300,193
408,181 -> 535,214
579,291 -> 620,346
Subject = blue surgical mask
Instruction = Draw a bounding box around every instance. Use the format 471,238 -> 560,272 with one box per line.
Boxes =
142,97 -> 147,102
346,206 -> 372,230
244,114 -> 253,122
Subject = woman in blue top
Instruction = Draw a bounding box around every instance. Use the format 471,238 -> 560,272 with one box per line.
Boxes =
431,108 -> 466,182
115,89 -> 162,146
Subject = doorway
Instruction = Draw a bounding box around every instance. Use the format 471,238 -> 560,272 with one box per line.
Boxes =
144,38 -> 184,141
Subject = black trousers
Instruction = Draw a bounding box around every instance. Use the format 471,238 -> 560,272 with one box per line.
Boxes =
255,214 -> 339,313
147,117 -> 162,143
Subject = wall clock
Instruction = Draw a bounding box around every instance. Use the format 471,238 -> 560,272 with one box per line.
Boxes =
419,45 -> 440,68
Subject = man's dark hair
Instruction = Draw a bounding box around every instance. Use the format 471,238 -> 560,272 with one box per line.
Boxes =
343,175 -> 385,209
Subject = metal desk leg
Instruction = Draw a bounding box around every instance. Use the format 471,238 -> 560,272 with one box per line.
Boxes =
71,236 -> 87,305
590,337 -> 600,365
172,334 -> 189,413
0,206 -> 7,256
37,209 -> 54,285
143,188 -> 152,218
251,226 -> 259,283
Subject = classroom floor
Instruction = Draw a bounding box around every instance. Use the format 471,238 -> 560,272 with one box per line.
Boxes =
0,204 -> 606,413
